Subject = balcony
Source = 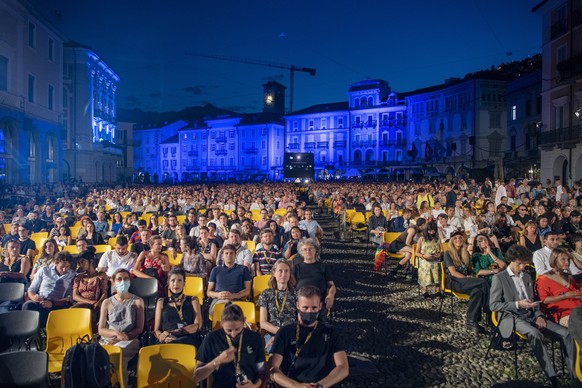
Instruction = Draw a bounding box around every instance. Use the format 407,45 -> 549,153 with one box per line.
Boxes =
540,124 -> 582,147
0,90 -> 24,111
352,121 -> 364,129
188,151 -> 198,157
305,142 -> 316,150
317,141 -> 329,149
244,147 -> 258,154
334,140 -> 346,148
556,54 -> 582,81
551,21 -> 569,39
365,120 -> 377,128
215,135 -> 227,143
215,149 -> 228,156
380,119 -> 391,127
287,142 -> 300,150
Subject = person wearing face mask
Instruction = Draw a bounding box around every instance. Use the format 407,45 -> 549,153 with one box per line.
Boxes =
193,303 -> 265,387
268,285 -> 349,388
98,268 -> 145,387
154,267 -> 203,347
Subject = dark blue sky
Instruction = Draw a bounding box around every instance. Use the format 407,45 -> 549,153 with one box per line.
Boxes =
33,0 -> 542,113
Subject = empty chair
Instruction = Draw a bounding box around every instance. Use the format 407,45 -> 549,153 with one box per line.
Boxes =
45,308 -> 92,373
252,274 -> 271,303
0,283 -> 25,304
0,351 -> 50,388
0,311 -> 40,352
137,343 -> 196,388
129,277 -> 159,325
101,344 -> 124,388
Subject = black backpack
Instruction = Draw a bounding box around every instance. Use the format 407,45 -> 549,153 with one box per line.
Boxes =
62,340 -> 113,388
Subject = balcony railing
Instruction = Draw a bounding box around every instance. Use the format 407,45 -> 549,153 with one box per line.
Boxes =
380,119 -> 391,127
188,151 -> 198,156
0,90 -> 24,111
215,135 -> 227,143
305,142 -> 316,149
317,141 -> 329,149
556,54 -> 582,81
287,142 -> 300,150
215,149 -> 228,156
352,122 -> 363,129
334,140 -> 346,148
244,147 -> 258,154
540,124 -> 582,146
365,120 -> 377,128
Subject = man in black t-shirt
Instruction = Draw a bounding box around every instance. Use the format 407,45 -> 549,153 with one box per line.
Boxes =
269,286 -> 349,387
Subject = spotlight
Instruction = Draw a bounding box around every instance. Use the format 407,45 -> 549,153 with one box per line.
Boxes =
535,121 -> 543,129
576,109 -> 581,118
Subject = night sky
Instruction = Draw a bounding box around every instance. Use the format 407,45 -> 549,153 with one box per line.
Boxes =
31,0 -> 541,114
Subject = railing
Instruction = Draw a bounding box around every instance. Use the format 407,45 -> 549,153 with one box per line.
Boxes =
352,122 -> 363,128
334,140 -> 346,148
365,120 -> 377,128
539,124 -> 582,145
380,119 -> 391,127
287,143 -> 300,150
215,149 -> 228,156
188,151 -> 198,156
305,142 -> 316,149
317,141 -> 329,149
556,54 -> 582,81
0,90 -> 24,111
215,135 -> 227,143
244,147 -> 258,154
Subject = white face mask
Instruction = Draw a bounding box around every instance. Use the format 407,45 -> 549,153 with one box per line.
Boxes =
115,280 -> 130,294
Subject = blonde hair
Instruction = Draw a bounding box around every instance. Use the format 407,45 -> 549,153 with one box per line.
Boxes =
446,235 -> 470,268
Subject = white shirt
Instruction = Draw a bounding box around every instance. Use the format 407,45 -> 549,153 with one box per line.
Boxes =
532,246 -> 551,275
506,266 -> 529,309
495,185 -> 507,207
97,250 -> 137,278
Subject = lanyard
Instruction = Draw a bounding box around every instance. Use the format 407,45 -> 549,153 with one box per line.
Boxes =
274,290 -> 288,317
294,322 -> 317,359
171,296 -> 185,322
225,331 -> 244,375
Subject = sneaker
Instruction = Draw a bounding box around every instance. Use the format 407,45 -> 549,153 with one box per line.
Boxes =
465,321 -> 487,334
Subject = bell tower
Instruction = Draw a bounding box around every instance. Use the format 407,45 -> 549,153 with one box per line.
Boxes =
263,81 -> 286,117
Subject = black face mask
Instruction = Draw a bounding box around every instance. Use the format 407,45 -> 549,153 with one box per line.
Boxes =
170,291 -> 183,300
299,311 -> 319,326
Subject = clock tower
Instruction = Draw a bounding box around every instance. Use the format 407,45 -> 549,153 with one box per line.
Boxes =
263,81 -> 286,117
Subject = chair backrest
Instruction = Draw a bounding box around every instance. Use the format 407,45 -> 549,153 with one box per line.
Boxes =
68,226 -> 82,240
92,244 -> 112,254
252,275 -> 271,302
129,278 -> 159,309
0,351 -> 49,387
108,237 -> 118,247
168,253 -> 182,267
350,212 -> 366,224
102,344 -> 124,388
62,245 -> 79,254
439,262 -> 451,293
211,301 -> 256,330
46,308 -> 92,359
250,210 -> 261,222
0,310 -> 39,352
0,283 -> 25,303
244,240 -> 256,255
383,232 -> 401,244
183,276 -> 204,306
575,340 -> 582,383
137,343 -> 196,388
31,232 -> 49,239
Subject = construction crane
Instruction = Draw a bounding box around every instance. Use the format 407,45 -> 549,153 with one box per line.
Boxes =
185,52 -> 316,113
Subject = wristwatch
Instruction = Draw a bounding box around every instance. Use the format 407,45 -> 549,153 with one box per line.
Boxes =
316,384 -> 324,388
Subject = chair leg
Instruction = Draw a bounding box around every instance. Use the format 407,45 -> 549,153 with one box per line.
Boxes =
514,335 -> 519,379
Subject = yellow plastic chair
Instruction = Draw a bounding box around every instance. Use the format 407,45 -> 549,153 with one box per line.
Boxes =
108,237 -> 118,247
102,344 -> 124,388
344,209 -> 356,223
31,236 -> 47,252
211,301 -> 256,330
119,211 -> 131,219
168,276 -> 205,306
137,343 -> 197,388
252,274 -> 271,302
243,240 -> 256,255
45,308 -> 92,373
575,340 -> 582,383
92,244 -> 112,254
250,210 -> 261,222
274,209 -> 287,217
484,310 -> 527,379
62,245 -> 79,254
169,252 -> 182,267
31,232 -> 49,239
438,262 -> 470,322
3,224 -> 10,234
176,215 -> 186,224
349,212 -> 367,239
68,225 -> 82,240
223,209 -> 233,217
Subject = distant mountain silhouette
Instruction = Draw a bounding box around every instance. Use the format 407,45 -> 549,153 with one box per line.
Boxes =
118,104 -> 237,125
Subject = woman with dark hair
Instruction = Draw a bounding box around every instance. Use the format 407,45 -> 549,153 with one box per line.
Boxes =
257,259 -> 297,352
269,219 -> 284,249
154,267 -> 203,347
148,213 -> 161,235
117,215 -> 137,240
415,221 -> 442,299
84,221 -> 105,246
0,240 -> 31,284
30,238 -> 58,280
98,268 -> 144,387
196,226 -> 218,265
133,235 -> 170,296
471,233 -> 506,283
73,248 -> 108,320
194,303 -> 265,387
444,231 -> 490,334
368,203 -> 389,245
110,212 -> 123,235
180,236 -> 207,278
282,226 -> 302,260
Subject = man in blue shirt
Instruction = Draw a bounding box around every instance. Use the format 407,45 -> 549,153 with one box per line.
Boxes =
22,251 -> 76,327
207,244 -> 251,314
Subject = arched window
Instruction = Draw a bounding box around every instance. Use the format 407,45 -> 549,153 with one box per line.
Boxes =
368,97 -> 373,106
48,136 -> 54,160
0,128 -> 5,154
354,99 -> 360,108
360,97 -> 367,107
29,132 -> 35,157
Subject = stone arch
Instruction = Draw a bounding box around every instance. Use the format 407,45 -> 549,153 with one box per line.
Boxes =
552,155 -> 568,183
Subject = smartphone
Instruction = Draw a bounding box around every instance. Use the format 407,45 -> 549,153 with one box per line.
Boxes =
531,301 -> 541,305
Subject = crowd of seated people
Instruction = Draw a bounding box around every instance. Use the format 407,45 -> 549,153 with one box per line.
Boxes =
5,177 -> 582,385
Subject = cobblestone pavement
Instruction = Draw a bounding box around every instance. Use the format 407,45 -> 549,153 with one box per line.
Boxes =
316,210 -> 569,388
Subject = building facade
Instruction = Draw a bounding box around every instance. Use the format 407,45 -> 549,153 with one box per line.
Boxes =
63,43 -> 122,183
534,0 -> 582,185
0,0 -> 64,184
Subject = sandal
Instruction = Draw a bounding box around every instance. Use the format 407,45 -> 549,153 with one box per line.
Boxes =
502,341 -> 513,349
421,292 -> 431,299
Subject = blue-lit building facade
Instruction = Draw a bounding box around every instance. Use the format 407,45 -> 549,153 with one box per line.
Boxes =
0,0 -> 65,184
